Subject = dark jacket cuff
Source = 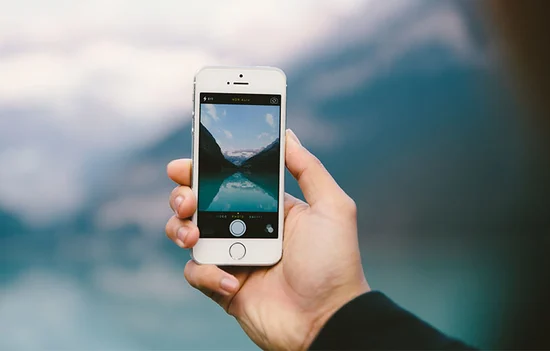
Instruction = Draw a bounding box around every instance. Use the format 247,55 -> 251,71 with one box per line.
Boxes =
309,291 -> 475,350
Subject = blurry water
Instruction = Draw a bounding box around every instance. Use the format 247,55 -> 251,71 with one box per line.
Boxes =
199,172 -> 278,212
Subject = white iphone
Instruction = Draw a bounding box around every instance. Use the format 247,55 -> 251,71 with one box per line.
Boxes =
190,66 -> 286,266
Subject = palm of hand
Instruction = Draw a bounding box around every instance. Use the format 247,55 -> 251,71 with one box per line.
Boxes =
225,198 -> 365,351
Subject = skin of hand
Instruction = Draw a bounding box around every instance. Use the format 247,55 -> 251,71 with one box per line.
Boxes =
165,129 -> 370,350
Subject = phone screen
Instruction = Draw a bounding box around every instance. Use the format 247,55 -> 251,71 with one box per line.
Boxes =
197,92 -> 281,239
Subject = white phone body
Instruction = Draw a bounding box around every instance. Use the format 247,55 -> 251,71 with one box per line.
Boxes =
191,66 -> 286,266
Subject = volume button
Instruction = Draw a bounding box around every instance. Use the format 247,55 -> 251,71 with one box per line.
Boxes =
191,109 -> 195,134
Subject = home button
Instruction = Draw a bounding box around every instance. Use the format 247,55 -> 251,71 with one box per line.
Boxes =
229,242 -> 246,260
229,219 -> 246,237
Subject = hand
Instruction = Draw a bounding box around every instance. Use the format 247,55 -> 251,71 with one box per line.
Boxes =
165,130 -> 370,350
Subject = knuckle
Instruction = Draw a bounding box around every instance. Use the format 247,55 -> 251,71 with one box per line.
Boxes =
341,194 -> 357,216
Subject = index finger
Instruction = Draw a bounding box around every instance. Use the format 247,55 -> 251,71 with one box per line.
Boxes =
167,159 -> 192,186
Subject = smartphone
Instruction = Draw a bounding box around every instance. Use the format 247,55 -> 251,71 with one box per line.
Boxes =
190,66 -> 286,266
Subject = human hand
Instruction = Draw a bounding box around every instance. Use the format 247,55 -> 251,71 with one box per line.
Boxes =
165,129 -> 370,350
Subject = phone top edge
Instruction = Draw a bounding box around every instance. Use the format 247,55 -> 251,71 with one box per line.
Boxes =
194,65 -> 286,83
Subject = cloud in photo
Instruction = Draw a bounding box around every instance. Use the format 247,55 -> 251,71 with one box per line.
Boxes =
223,130 -> 233,139
204,104 -> 219,122
258,132 -> 272,140
265,113 -> 275,127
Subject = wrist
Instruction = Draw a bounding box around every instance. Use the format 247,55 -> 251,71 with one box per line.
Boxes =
301,281 -> 371,350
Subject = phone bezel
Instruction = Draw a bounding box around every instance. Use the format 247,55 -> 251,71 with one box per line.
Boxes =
191,66 -> 286,266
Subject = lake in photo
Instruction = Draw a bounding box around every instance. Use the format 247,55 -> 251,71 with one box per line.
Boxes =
198,171 -> 278,212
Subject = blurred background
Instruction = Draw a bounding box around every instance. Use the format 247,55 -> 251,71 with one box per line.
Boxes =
1,0 -> 549,350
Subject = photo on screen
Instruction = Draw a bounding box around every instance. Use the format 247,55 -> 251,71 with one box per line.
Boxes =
198,103 -> 280,213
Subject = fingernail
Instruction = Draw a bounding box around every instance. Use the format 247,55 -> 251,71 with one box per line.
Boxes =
174,196 -> 184,215
287,129 -> 301,146
220,277 -> 239,294
175,239 -> 185,248
177,227 -> 188,244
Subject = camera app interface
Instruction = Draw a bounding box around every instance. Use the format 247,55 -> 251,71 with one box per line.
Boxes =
197,93 -> 281,239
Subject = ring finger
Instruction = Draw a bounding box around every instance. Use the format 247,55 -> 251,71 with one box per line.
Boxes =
165,215 -> 200,248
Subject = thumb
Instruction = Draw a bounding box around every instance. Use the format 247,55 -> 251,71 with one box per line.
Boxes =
285,129 -> 344,207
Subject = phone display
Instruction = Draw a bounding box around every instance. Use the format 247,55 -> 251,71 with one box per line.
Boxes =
197,93 -> 281,239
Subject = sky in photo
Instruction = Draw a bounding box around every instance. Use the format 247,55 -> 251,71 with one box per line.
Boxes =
200,103 -> 280,152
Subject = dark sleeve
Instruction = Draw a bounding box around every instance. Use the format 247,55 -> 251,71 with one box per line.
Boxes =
309,291 -> 476,350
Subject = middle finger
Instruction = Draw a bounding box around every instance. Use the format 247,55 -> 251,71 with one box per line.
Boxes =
170,185 -> 197,219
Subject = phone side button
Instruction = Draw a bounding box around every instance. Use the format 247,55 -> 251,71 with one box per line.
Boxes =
229,242 -> 246,260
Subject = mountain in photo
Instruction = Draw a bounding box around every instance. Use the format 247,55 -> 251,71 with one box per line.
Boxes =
241,138 -> 280,173
199,123 -> 237,172
223,149 -> 260,166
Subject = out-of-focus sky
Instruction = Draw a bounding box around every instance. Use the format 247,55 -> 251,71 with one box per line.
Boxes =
1,1 -> 541,350
0,0 -> 478,225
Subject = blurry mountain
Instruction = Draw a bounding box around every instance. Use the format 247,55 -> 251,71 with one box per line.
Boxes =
0,209 -> 29,286
199,123 -> 237,172
241,138 -> 280,173
0,209 -> 25,238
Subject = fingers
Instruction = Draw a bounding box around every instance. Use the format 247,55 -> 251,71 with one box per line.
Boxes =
167,159 -> 192,186
169,185 -> 196,219
184,260 -> 242,309
165,215 -> 200,248
285,129 -> 346,207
